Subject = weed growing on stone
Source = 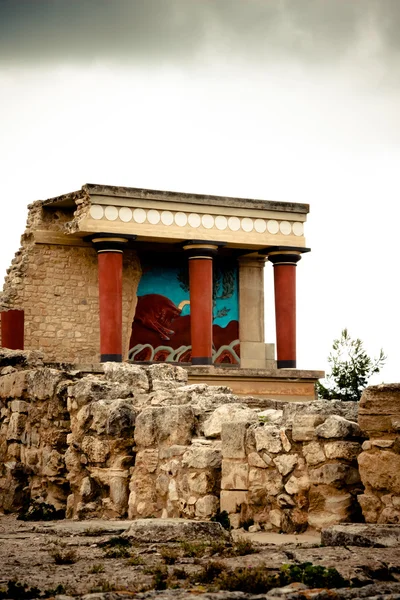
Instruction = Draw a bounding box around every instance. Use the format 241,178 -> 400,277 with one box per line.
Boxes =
160,546 -> 179,564
180,541 -> 207,558
191,560 -> 225,585
88,564 -> 105,574
104,546 -> 131,559
233,537 -> 257,556
127,553 -> 144,566
209,540 -> 228,556
90,579 -> 116,593
280,562 -> 347,588
50,548 -> 77,564
151,567 -> 169,590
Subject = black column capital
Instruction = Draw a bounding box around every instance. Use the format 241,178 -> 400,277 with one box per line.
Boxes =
182,240 -> 223,259
261,246 -> 310,266
91,235 -> 132,254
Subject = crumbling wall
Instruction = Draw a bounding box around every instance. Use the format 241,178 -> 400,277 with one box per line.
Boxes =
0,200 -> 141,363
357,384 -> 400,523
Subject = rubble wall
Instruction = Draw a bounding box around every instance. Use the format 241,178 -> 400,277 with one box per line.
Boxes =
357,384 -> 400,524
0,201 -> 141,363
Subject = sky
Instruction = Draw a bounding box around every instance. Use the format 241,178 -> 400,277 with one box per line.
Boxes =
0,0 -> 399,384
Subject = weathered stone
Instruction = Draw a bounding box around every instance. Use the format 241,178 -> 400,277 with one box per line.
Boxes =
221,460 -> 249,490
324,441 -> 362,461
248,452 -> 268,468
257,409 -> 283,424
292,414 -> 325,442
309,463 -> 360,486
220,490 -> 248,514
273,454 -> 298,476
203,404 -> 257,438
103,362 -> 149,392
378,507 -> 400,524
81,436 -> 110,463
279,429 -> 291,452
0,370 -> 31,399
122,518 -> 230,542
308,511 -> 344,530
285,474 -> 310,495
135,449 -> 158,473
147,363 -> 188,391
254,425 -> 282,453
182,445 -> 221,469
269,508 -> 282,528
195,495 -> 219,518
26,368 -> 63,401
358,450 -> 400,494
158,445 -> 187,460
303,441 -> 326,466
7,412 -> 27,441
322,523 -> 400,547
359,383 -> 400,415
249,467 -> 283,498
282,400 -> 358,426
221,421 -> 248,459
316,415 -> 362,439
187,472 -> 212,495
10,400 -> 28,413
277,493 -> 295,508
134,406 -> 195,447
168,479 -> 179,501
372,439 -> 395,448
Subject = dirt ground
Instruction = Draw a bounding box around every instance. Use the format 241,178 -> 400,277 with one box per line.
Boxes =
2,516 -> 400,598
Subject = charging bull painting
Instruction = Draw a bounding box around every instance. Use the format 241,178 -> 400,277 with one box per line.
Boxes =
129,255 -> 239,364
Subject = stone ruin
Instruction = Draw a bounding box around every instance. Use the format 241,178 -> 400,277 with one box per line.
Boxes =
2,348 -> 399,531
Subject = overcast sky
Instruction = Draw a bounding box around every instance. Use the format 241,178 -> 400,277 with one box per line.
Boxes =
1,0 -> 399,384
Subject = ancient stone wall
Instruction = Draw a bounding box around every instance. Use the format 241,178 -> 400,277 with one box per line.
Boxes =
0,349 -> 367,532
0,201 -> 141,363
357,384 -> 400,523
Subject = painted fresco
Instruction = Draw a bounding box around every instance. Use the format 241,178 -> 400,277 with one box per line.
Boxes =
129,254 -> 239,364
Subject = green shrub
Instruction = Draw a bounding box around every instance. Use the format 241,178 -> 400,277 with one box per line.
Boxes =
50,548 -> 77,564
180,541 -> 207,558
88,564 -> 105,574
160,546 -> 179,564
233,537 -> 257,556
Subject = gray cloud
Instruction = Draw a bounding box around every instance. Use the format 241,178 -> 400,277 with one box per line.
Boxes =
1,0 -> 400,66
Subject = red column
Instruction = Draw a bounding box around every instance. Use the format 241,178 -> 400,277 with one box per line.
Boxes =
92,237 -> 128,362
1,309 -> 24,350
266,247 -> 309,369
184,243 -> 218,365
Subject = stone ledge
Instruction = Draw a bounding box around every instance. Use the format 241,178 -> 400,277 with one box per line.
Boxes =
322,524 -> 400,548
122,518 -> 231,543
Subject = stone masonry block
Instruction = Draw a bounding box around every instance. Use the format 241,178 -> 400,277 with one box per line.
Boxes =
220,490 -> 248,514
221,460 -> 249,490
221,421 -> 247,459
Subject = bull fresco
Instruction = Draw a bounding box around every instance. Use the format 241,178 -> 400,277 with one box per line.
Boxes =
129,254 -> 239,364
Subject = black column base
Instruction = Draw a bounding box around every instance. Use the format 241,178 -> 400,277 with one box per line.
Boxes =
101,354 -> 122,362
192,357 -> 213,365
277,360 -> 296,369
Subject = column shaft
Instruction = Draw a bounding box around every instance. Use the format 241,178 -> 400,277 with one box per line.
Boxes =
98,251 -> 123,362
273,263 -> 297,368
1,310 -> 24,350
188,256 -> 213,365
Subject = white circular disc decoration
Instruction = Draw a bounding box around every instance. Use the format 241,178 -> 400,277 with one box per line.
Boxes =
267,219 -> 279,234
202,214 -> 214,229
254,218 -> 267,233
90,205 -> 104,220
147,209 -> 161,225
161,210 -> 174,226
133,208 -> 146,224
174,212 -> 188,227
292,222 -> 304,236
215,215 -> 228,230
119,207 -> 132,223
104,205 -> 119,221
228,216 -> 240,231
241,217 -> 254,232
280,220 -> 292,235
188,213 -> 201,228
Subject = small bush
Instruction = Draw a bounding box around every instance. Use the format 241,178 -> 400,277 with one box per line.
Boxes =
160,546 -> 179,565
209,540 -> 228,556
103,546 -> 131,559
215,566 -> 277,593
18,501 -> 65,522
172,568 -> 188,580
192,561 -> 225,584
233,537 -> 257,556
90,579 -> 116,593
102,535 -> 131,548
128,554 -> 144,566
151,567 -> 168,590
50,548 -> 77,565
280,562 -> 348,589
89,564 -> 105,574
180,541 -> 207,558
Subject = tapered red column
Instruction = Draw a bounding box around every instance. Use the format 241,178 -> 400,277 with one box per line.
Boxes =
183,243 -> 219,365
266,246 -> 310,369
1,309 -> 24,350
93,237 -> 128,362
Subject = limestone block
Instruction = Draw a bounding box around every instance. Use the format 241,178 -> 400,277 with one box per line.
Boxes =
203,404 -> 257,438
134,406 -> 195,447
135,449 -> 158,474
220,490 -> 248,514
280,429 -> 292,452
358,450 -> 400,494
10,400 -> 28,413
103,362 -> 149,392
254,425 -> 282,453
285,474 -> 310,495
0,370 -> 31,399
358,414 -> 395,435
155,473 -> 169,496
26,368 -> 63,401
303,442 -> 326,466
273,454 -> 298,476
324,441 -> 362,461
358,493 -> 382,523
249,467 -> 283,498
188,472 -> 212,495
68,376 -> 130,408
292,415 -> 325,442
257,409 -> 283,424
308,511 -> 344,530
277,493 -> 296,508
282,400 -> 358,427
42,449 -> 64,477
122,518 -> 230,543
359,383 -> 400,415
372,439 -> 395,448
147,363 -> 188,391
168,479 -> 179,502
159,445 -> 187,460
309,463 -> 360,486
248,452 -> 268,469
6,412 -> 27,442
269,509 -> 282,528
81,436 -> 110,463
195,495 -> 219,518
221,460 -> 249,490
316,415 -> 362,439
378,507 -> 400,524
182,445 -> 221,469
322,522 -> 400,547
105,400 -> 136,437
160,459 -> 181,477
221,421 -> 247,459
109,472 -> 129,514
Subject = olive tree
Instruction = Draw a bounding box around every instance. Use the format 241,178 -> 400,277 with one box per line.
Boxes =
317,328 -> 386,402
